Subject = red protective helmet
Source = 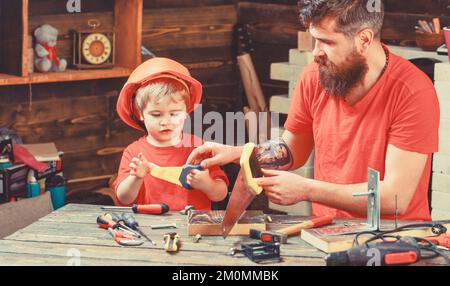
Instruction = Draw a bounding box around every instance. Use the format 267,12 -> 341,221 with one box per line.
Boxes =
117,57 -> 202,131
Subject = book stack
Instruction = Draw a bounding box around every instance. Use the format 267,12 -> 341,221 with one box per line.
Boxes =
431,62 -> 450,220
268,31 -> 315,215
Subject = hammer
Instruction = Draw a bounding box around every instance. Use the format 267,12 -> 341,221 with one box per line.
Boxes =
250,215 -> 334,244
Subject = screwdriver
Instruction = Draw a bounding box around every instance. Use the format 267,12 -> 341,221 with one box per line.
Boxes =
121,213 -> 156,246
101,203 -> 169,215
105,213 -> 141,238
96,214 -> 138,237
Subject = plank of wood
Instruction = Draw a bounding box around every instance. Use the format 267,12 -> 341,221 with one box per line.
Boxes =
0,0 -> 23,76
431,173 -> 450,194
431,209 -> 450,221
269,94 -> 291,114
115,0 -> 142,69
142,5 -> 236,51
270,62 -> 305,82
435,63 -> 450,82
431,191 -> 450,211
433,154 -> 450,175
289,49 -> 314,66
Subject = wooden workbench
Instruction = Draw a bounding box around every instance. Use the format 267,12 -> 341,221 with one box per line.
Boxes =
0,204 -> 326,266
0,204 -> 448,266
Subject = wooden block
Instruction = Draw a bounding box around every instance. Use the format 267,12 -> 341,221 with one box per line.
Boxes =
432,173 -> 450,193
439,117 -> 450,139
433,154 -> 450,175
438,136 -> 450,156
435,63 -> 450,82
435,81 -> 450,101
269,94 -> 291,114
438,99 -> 450,120
388,45 -> 448,62
289,49 -> 314,65
270,62 -> 305,82
431,209 -> 450,221
431,191 -> 450,211
187,210 -> 265,236
288,81 -> 297,98
298,31 -> 315,52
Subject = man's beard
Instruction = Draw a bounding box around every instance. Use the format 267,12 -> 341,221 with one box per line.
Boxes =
315,49 -> 369,98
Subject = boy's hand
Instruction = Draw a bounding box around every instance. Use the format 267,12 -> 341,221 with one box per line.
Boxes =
186,169 -> 213,190
129,152 -> 157,179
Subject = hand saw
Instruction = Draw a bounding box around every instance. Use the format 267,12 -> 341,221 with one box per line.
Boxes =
222,143 -> 264,238
150,164 -> 203,190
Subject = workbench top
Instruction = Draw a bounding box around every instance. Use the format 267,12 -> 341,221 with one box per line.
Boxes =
0,204 -> 447,266
0,204 -> 326,266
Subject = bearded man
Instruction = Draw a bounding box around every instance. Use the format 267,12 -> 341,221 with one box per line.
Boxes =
187,0 -> 439,221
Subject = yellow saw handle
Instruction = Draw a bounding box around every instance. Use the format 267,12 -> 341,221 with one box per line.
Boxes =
240,143 -> 263,195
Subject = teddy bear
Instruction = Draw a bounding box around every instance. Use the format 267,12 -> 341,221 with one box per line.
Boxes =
34,24 -> 67,72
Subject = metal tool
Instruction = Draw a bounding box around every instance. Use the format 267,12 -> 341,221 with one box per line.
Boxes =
353,168 -> 381,232
163,232 -> 180,252
179,205 -> 194,215
151,223 -> 177,229
121,213 -> 156,246
101,203 -> 169,215
105,213 -> 141,238
150,164 -> 203,190
229,242 -> 281,264
222,143 -> 263,238
96,214 -> 139,237
250,215 -> 334,244
108,228 -> 144,247
192,234 -> 202,243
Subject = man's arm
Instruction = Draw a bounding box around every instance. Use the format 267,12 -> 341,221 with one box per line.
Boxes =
256,129 -> 314,170
307,144 -> 428,215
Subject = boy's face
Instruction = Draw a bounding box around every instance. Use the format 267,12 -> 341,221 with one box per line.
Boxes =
141,97 -> 188,146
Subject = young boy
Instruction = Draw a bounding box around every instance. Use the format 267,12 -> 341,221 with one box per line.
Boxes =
113,58 -> 229,211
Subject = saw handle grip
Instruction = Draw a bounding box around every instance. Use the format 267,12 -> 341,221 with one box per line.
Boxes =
179,164 -> 203,190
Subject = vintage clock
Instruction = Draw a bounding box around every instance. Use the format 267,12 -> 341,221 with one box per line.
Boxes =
72,20 -> 115,69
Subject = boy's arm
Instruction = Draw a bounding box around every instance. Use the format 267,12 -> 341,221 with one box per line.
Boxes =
116,176 -> 143,205
187,168 -> 228,202
115,151 -> 149,205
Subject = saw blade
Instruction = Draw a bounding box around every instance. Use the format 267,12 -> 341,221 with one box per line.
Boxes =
150,167 -> 183,186
221,171 -> 256,238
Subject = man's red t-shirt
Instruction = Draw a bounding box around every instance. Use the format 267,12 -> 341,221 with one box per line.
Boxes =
284,48 -> 439,221
113,133 -> 229,211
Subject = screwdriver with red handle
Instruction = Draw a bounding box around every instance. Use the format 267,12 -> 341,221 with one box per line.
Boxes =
96,214 -> 139,237
101,203 -> 169,215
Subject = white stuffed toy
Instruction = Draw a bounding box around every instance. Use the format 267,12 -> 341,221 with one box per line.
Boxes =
34,24 -> 67,72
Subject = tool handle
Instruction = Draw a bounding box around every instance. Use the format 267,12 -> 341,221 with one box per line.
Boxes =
132,203 -> 170,215
121,213 -> 139,229
97,215 -> 116,229
278,215 -> 334,236
179,164 -> 203,190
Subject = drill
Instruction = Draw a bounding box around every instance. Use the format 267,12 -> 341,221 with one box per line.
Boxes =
326,237 -> 421,266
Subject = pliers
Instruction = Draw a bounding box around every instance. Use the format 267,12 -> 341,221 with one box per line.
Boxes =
108,228 -> 144,247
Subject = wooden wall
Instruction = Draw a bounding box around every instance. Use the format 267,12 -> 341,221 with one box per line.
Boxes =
1,0 -> 449,205
237,0 -> 450,100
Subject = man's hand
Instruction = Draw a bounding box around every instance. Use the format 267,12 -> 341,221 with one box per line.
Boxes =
186,142 -> 242,168
254,169 -> 311,205
129,152 -> 157,179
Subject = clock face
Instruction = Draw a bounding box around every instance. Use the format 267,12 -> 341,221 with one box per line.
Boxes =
82,33 -> 112,65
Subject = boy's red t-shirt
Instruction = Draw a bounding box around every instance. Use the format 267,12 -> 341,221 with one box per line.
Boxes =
113,133 -> 229,211
284,48 -> 440,221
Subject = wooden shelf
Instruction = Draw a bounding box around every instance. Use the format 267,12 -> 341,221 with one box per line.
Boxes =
0,67 -> 133,86
0,0 -> 142,87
